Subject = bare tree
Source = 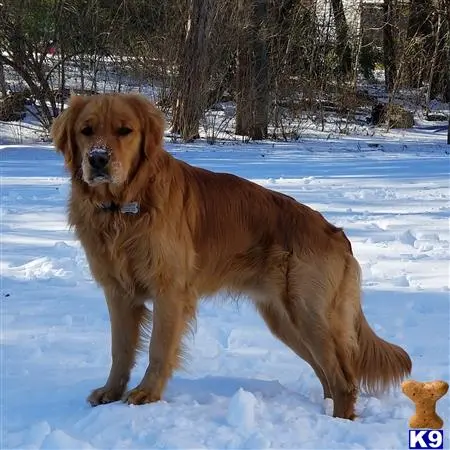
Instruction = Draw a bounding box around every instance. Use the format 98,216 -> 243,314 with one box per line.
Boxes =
382,0 -> 397,92
427,0 -> 449,101
0,0 -> 62,128
0,63 -> 7,96
405,0 -> 434,88
236,0 -> 270,140
447,115 -> 450,145
171,0 -> 216,141
330,0 -> 352,76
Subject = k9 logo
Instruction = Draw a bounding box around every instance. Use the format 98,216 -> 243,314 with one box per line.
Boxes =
409,430 -> 444,449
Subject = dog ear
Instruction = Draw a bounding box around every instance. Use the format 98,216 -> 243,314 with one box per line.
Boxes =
51,95 -> 88,170
126,94 -> 165,158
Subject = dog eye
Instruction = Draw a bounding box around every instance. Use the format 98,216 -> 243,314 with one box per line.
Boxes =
117,127 -> 132,136
81,126 -> 94,136
117,126 -> 132,136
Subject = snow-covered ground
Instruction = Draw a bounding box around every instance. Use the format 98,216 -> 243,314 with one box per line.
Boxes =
1,137 -> 449,449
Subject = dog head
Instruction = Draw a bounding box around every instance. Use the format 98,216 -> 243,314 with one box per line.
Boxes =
51,93 -> 165,187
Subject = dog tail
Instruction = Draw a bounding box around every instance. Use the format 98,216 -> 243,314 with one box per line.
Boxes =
136,305 -> 153,354
355,305 -> 412,395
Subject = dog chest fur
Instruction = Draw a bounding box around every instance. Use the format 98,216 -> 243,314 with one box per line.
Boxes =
70,205 -> 161,296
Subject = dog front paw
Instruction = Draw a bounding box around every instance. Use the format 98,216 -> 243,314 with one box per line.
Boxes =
123,386 -> 161,405
87,385 -> 123,406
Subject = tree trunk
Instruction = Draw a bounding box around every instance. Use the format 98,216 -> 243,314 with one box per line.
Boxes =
0,63 -> 7,96
429,4 -> 449,100
60,55 -> 66,113
235,0 -> 252,137
330,0 -> 352,76
79,55 -> 85,92
445,18 -> 450,103
425,12 -> 441,105
235,0 -> 269,140
447,115 -> 450,145
406,0 -> 434,87
251,0 -> 269,140
383,0 -> 396,93
171,0 -> 214,142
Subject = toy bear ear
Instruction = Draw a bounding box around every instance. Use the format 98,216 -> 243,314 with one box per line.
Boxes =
51,95 -> 89,171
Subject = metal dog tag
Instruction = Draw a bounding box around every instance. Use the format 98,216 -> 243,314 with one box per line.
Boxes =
120,202 -> 140,214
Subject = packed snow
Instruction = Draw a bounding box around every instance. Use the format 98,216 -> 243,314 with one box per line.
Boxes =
1,136 -> 449,449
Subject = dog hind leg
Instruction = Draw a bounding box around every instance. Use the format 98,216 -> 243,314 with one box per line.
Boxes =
277,257 -> 358,419
257,302 -> 332,399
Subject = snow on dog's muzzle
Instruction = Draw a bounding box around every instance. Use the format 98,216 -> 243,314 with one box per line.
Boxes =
88,147 -> 111,173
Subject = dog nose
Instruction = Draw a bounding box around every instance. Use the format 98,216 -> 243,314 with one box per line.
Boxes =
88,149 -> 110,171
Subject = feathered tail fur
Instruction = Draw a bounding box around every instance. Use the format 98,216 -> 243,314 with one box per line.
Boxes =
355,306 -> 412,395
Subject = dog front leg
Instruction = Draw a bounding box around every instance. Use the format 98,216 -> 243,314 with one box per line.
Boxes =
88,288 -> 147,406
124,290 -> 196,405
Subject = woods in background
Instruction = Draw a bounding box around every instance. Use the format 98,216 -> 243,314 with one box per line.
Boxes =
0,0 -> 448,140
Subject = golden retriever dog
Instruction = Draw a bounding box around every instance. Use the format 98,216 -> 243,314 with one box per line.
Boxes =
51,93 -> 412,420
